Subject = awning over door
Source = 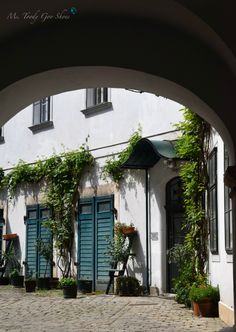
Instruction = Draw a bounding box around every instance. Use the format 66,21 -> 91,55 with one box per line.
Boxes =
121,138 -> 177,169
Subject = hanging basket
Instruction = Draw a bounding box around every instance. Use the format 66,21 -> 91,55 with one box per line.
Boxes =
3,233 -> 18,240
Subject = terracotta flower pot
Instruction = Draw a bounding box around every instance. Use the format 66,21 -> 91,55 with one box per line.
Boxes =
122,226 -> 135,235
3,233 -> 18,240
192,301 -> 200,316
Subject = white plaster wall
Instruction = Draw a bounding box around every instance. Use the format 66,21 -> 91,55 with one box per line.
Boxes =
0,89 -> 183,168
208,134 -> 234,309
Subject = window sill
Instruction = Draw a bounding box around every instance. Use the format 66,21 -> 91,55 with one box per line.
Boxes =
81,102 -> 113,117
0,136 -> 5,144
226,254 -> 233,263
211,254 -> 220,262
28,121 -> 54,133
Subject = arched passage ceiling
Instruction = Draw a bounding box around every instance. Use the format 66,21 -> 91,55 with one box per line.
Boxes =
0,0 -> 235,152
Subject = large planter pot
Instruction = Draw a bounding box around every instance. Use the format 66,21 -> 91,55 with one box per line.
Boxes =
198,298 -> 219,317
77,279 -> 93,294
50,277 -> 59,289
11,275 -> 24,287
63,284 -> 77,299
25,279 -> 36,292
0,277 -> 9,285
37,277 -> 51,290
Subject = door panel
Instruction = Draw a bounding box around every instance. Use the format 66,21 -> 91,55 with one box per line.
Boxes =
26,205 -> 52,278
78,196 -> 113,291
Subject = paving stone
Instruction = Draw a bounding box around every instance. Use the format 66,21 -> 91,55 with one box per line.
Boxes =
0,286 -> 228,331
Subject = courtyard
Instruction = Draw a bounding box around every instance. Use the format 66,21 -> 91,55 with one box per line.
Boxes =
0,286 -> 228,332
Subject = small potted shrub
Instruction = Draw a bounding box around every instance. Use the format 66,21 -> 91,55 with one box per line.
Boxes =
116,276 -> 141,296
189,285 -> 219,317
60,277 -> 77,299
78,278 -> 93,294
10,268 -> 24,287
25,276 -> 37,292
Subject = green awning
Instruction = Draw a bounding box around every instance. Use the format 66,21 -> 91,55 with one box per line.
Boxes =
121,138 -> 177,169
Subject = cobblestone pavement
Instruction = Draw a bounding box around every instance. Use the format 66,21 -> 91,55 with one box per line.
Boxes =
0,286 -> 228,332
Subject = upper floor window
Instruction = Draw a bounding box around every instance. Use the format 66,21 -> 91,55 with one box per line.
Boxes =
86,88 -> 108,108
81,88 -> 112,117
208,148 -> 218,254
224,145 -> 233,254
33,97 -> 51,125
0,127 -> 4,143
29,97 -> 53,133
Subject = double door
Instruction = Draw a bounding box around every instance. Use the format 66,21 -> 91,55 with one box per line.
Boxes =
78,196 -> 114,291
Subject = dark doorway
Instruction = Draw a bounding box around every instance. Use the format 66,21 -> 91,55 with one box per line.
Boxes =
166,177 -> 185,292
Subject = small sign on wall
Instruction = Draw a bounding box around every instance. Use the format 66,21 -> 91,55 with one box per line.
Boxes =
151,232 -> 158,241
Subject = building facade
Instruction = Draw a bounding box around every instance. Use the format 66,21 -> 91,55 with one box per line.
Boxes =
0,88 -> 233,325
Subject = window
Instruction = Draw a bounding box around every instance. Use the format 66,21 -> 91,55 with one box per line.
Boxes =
208,148 -> 218,254
81,88 -> 112,117
29,97 -> 53,133
0,127 -> 4,143
33,97 -> 50,125
86,88 -> 108,108
224,145 -> 233,254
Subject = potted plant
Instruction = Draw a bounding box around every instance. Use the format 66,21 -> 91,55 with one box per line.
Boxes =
115,222 -> 136,236
189,285 -> 220,317
116,276 -> 141,296
35,238 -> 53,290
60,277 -> 77,299
24,269 -> 37,292
10,268 -> 24,287
77,278 -> 93,294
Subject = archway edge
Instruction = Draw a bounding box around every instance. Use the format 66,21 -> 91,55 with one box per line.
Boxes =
0,66 -> 234,161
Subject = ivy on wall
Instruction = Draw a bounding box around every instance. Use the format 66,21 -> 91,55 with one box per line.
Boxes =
103,128 -> 142,183
0,146 -> 94,277
169,108 -> 211,306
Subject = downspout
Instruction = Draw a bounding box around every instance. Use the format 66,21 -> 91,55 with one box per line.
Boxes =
145,168 -> 150,293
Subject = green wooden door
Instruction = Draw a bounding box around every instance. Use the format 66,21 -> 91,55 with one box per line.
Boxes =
0,209 -> 4,262
78,196 -> 114,291
26,205 -> 52,278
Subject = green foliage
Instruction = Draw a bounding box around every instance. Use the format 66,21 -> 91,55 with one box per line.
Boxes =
103,128 -> 142,182
116,276 -> 141,296
189,285 -> 220,303
9,268 -> 20,279
0,146 -> 94,277
59,277 -> 77,287
170,108 -> 211,306
106,231 -> 130,264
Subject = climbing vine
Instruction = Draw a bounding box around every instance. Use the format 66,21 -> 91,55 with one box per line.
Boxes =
0,146 -> 94,277
103,128 -> 142,183
169,108 -> 211,306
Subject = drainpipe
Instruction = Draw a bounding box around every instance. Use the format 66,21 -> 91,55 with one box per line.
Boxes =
145,168 -> 150,293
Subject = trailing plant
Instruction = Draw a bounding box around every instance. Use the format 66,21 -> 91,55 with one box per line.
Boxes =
0,146 -> 94,277
170,108 -> 211,306
103,128 -> 142,183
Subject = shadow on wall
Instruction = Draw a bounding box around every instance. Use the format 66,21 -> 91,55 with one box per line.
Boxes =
127,232 -> 146,286
120,169 -> 145,212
